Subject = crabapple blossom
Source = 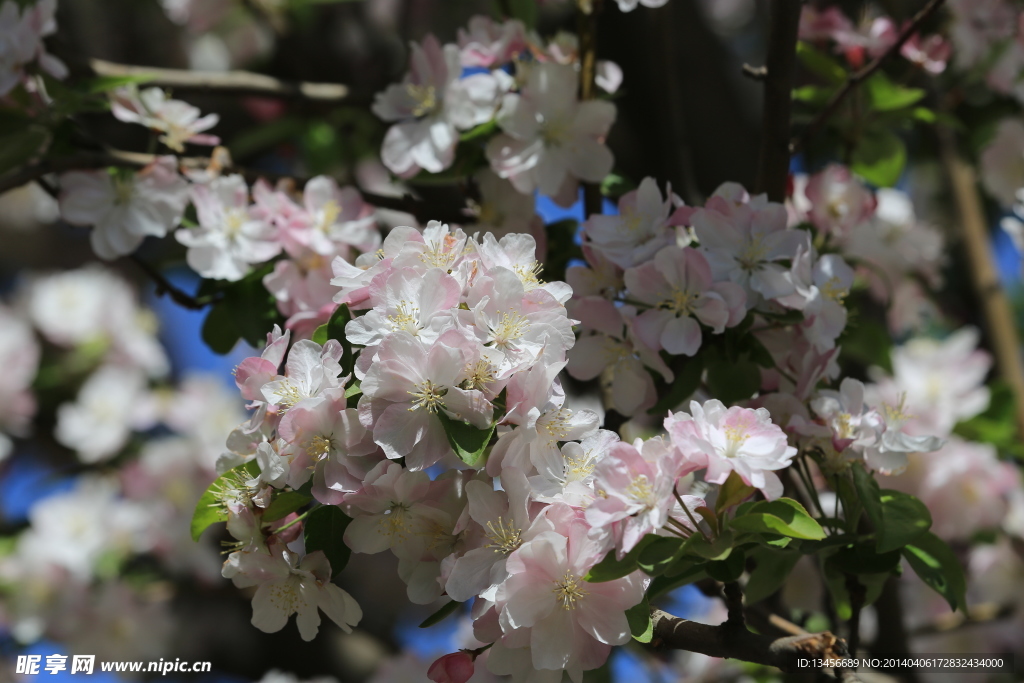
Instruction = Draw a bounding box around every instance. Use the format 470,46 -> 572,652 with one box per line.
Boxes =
55,365 -> 156,463
493,513 -> 645,678
486,62 -> 615,206
901,32 -> 951,74
585,438 -> 703,557
260,338 -> 346,417
373,35 -> 502,176
111,85 -> 220,152
623,245 -> 746,356
582,177 -> 689,269
469,171 -> 546,249
456,16 -> 527,67
778,247 -> 855,352
283,176 -> 380,257
228,544 -> 361,641
360,331 -> 493,469
428,652 -> 476,683
59,157 -> 189,260
344,266 -> 462,347
666,400 -> 797,500
529,430 -> 620,507
691,183 -> 804,306
802,164 -> 876,238
0,0 -> 65,96
614,0 -> 670,11
176,174 -> 281,282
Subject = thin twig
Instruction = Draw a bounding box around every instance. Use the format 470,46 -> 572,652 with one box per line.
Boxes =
90,59 -> 350,101
792,0 -> 946,153
754,0 -> 802,202
128,254 -> 212,310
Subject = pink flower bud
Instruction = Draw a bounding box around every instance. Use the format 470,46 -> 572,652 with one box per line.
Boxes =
427,652 -> 475,683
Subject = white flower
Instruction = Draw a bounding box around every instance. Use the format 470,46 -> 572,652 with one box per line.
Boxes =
55,365 -> 155,463
0,305 -> 39,462
111,85 -> 220,152
373,35 -> 502,176
614,0 -> 669,11
230,546 -> 362,641
59,157 -> 189,260
979,118 -> 1024,208
176,174 -> 281,281
486,62 -> 616,206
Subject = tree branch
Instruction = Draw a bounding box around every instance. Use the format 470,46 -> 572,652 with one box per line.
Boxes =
90,59 -> 350,101
128,254 -> 213,310
651,609 -> 846,671
792,0 -> 946,153
754,0 -> 802,202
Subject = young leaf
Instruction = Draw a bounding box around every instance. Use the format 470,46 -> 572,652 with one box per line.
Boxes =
852,463 -> 884,531
648,351 -> 704,416
418,599 -> 461,628
903,532 -> 967,613
625,596 -> 653,643
262,490 -> 313,523
303,505 -> 353,579
876,489 -> 932,553
731,498 -> 825,540
851,128 -> 906,187
744,549 -> 801,604
436,412 -> 494,468
190,461 -> 260,541
706,550 -> 745,583
325,304 -> 354,375
637,537 -> 684,576
865,72 -> 926,112
311,324 -> 329,345
796,42 -> 848,84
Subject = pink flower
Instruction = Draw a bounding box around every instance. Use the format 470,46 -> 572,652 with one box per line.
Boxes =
345,266 -> 461,347
803,164 -> 876,239
428,652 -> 475,683
494,514 -> 644,677
373,35 -> 501,177
111,85 -> 220,152
901,32 -> 951,74
582,177 -> 688,269
457,16 -> 527,67
624,245 -> 746,356
359,332 -> 492,470
486,62 -> 615,206
59,156 -> 189,260
666,400 -> 797,500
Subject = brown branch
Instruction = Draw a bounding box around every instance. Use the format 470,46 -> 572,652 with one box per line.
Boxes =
754,0 -> 802,202
577,0 -> 604,219
651,609 -> 846,671
0,149 -> 469,225
792,0 -> 946,153
90,59 -> 349,101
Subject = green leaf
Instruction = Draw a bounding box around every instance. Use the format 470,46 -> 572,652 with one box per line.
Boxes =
876,490 -> 931,553
954,380 -> 1024,457
830,543 -> 902,575
326,304 -> 354,375
715,471 -> 756,513
793,85 -> 836,106
303,505 -> 353,578
625,596 -> 653,643
201,262 -> 283,354
730,498 -> 825,540
744,549 -> 800,604
0,124 -> 50,176
586,535 -> 657,582
705,353 -> 760,405
507,0 -> 537,29
865,72 -> 925,112
648,351 -> 704,415
796,42 -> 848,84
262,491 -> 313,523
637,537 -> 684,576
601,173 -> 636,200
419,599 -> 462,628
851,128 -> 906,187
460,120 -> 498,142
852,463 -> 884,531
903,532 -> 967,612
311,324 -> 328,345
706,550 -> 745,582
647,563 -> 707,599
345,380 -> 362,400
190,461 -> 260,541
684,530 -> 734,561
436,412 -> 494,468
86,74 -> 154,93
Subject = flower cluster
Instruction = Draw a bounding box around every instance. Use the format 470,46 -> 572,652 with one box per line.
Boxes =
0,0 -> 65,96
372,18 -> 618,207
